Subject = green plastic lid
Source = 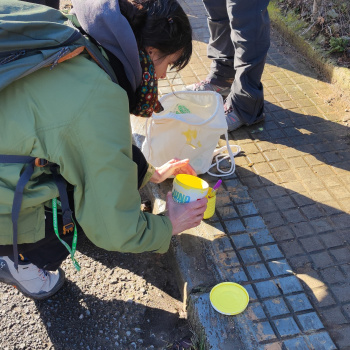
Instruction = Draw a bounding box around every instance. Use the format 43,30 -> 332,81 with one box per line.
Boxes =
210,282 -> 249,315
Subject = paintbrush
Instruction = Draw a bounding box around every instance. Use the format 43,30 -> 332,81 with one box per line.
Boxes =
210,179 -> 222,197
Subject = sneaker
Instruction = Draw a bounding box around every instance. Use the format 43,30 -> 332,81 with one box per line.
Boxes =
0,256 -> 65,300
225,106 -> 244,132
225,104 -> 266,132
185,79 -> 231,97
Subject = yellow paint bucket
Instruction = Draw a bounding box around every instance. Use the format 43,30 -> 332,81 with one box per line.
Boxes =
172,174 -> 209,203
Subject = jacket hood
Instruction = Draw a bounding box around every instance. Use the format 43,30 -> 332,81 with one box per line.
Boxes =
71,0 -> 142,91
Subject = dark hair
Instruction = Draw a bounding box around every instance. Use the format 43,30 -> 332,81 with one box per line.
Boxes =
119,0 -> 192,71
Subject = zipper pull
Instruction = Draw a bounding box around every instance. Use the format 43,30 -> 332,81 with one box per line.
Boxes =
0,50 -> 26,65
50,47 -> 70,70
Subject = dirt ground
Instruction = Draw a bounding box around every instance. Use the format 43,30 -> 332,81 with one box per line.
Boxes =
276,0 -> 350,67
0,194 -> 193,349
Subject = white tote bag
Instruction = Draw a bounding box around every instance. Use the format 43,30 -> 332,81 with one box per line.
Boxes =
142,91 -> 241,177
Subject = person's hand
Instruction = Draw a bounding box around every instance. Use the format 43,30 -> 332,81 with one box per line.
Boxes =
150,158 -> 196,184
165,192 -> 207,235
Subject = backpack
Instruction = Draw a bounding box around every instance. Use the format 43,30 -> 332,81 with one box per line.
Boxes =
0,0 -> 118,269
0,0 -> 118,91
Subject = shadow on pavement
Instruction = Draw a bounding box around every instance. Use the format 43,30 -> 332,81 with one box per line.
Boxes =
233,103 -> 350,173
223,116 -> 349,348
170,160 -> 349,347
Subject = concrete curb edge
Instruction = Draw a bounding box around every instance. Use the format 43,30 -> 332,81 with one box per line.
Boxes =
268,0 -> 350,94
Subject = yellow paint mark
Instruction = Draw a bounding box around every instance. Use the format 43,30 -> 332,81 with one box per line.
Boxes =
182,129 -> 202,149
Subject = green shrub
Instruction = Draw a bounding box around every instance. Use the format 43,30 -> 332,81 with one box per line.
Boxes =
329,37 -> 348,53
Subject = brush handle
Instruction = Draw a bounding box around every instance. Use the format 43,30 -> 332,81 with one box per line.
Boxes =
212,179 -> 222,191
209,179 -> 222,198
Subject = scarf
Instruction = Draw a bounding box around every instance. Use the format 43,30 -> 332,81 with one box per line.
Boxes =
131,50 -> 164,118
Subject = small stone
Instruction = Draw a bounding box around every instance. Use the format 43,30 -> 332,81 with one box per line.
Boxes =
126,331 -> 131,336
79,314 -> 84,319
327,9 -> 339,19
331,23 -> 340,34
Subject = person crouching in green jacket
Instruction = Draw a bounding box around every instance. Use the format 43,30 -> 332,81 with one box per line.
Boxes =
0,0 -> 207,300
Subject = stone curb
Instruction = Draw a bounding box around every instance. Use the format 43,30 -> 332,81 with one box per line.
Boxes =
131,116 -> 337,350
132,116 -> 246,348
268,0 -> 350,94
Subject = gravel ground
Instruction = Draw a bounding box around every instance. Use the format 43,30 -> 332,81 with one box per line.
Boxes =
0,229 -> 190,350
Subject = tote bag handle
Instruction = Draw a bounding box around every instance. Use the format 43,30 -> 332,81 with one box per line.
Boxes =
152,92 -> 223,127
207,131 -> 241,177
144,116 -> 154,161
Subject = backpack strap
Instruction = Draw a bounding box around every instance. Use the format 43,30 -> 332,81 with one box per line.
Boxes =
50,165 -> 74,235
0,156 -> 36,270
0,155 -> 74,270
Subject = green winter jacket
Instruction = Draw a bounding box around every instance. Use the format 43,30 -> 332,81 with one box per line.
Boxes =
0,53 -> 173,253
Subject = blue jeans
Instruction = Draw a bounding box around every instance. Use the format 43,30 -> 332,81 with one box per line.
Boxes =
203,0 -> 270,124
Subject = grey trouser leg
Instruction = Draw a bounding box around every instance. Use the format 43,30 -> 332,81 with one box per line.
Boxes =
203,0 -> 270,124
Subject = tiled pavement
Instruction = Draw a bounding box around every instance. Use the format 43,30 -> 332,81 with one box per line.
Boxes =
156,0 -> 350,349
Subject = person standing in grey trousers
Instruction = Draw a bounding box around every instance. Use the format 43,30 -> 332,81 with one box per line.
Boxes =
186,0 -> 270,132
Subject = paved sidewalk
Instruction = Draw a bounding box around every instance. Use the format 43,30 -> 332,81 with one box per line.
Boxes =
133,0 -> 350,349
226,35 -> 350,350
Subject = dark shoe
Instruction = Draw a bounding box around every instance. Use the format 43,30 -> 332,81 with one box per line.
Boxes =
0,256 -> 65,300
225,104 -> 265,132
185,79 -> 231,97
